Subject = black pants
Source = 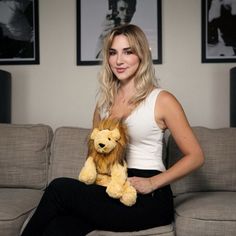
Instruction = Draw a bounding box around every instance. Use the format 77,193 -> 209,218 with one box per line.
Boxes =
21,169 -> 174,236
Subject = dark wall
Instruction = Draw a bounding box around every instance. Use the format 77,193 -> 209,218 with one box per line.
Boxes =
0,70 -> 11,123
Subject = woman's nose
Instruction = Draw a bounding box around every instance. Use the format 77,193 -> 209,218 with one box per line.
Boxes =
116,53 -> 123,64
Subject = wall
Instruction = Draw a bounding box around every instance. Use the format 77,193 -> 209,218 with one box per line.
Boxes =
0,0 -> 235,130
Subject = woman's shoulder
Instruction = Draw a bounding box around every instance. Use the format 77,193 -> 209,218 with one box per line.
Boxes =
155,89 -> 183,113
154,89 -> 185,129
156,89 -> 178,103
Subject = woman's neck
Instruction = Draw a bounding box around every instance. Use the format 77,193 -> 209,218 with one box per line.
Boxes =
118,80 -> 135,98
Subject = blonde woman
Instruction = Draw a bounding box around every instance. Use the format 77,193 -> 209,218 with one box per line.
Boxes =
22,24 -> 204,236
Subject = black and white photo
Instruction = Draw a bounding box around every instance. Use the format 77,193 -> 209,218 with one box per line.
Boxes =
202,0 -> 236,63
77,0 -> 162,65
0,0 -> 39,65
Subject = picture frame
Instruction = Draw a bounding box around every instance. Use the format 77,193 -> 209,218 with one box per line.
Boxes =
0,0 -> 39,65
77,0 -> 162,65
202,0 -> 236,63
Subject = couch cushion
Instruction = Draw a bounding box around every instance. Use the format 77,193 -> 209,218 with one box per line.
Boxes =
88,224 -> 174,236
49,127 -> 90,182
0,124 -> 53,189
0,188 -> 43,236
174,192 -> 236,236
175,192 -> 236,221
167,127 -> 236,195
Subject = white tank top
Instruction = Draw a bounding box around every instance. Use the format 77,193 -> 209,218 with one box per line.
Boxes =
124,88 -> 166,171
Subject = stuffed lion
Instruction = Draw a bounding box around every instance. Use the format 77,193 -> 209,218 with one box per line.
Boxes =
78,119 -> 137,206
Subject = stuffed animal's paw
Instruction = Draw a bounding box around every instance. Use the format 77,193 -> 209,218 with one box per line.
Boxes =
106,182 -> 123,199
78,167 -> 96,184
120,185 -> 137,206
78,156 -> 97,184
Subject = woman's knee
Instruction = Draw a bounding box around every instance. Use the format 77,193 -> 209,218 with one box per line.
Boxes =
49,177 -> 73,187
46,177 -> 79,194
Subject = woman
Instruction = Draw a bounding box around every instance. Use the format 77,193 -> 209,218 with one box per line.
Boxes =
21,24 -> 204,236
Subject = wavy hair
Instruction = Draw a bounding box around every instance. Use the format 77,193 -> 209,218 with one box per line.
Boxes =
97,24 -> 159,115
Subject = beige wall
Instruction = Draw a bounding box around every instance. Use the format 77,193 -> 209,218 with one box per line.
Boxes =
0,0 -> 235,130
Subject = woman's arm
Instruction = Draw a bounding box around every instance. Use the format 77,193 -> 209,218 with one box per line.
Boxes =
129,91 -> 204,194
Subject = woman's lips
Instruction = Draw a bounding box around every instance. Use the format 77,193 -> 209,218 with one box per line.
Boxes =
116,68 -> 126,73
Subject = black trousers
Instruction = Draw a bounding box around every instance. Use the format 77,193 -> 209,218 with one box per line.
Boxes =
21,169 -> 174,236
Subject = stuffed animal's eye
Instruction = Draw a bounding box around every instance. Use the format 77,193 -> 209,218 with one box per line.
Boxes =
108,138 -> 111,141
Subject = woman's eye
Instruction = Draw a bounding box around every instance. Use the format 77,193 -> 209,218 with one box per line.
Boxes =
109,50 -> 116,56
124,50 -> 133,55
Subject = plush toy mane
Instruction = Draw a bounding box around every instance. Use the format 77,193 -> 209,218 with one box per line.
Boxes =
88,119 -> 128,174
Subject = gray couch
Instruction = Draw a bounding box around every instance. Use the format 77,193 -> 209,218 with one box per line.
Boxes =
0,123 -> 236,236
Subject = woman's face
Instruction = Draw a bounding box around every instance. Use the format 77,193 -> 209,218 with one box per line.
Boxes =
108,34 -> 140,83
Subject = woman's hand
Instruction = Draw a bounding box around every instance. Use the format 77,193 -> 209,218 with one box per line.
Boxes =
128,176 -> 155,194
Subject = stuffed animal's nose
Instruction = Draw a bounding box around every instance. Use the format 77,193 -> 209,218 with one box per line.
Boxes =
99,143 -> 105,148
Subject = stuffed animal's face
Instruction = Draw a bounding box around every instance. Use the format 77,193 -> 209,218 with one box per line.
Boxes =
88,119 -> 128,165
91,128 -> 120,154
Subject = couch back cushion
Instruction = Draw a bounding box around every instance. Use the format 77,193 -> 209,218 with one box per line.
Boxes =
0,124 -> 53,189
167,127 -> 236,195
49,127 -> 90,182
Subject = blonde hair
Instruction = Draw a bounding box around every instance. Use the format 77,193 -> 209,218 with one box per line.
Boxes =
97,24 -> 158,115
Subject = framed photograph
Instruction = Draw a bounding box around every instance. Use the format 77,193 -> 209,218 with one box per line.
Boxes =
202,0 -> 236,63
77,0 -> 162,65
0,0 -> 39,65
